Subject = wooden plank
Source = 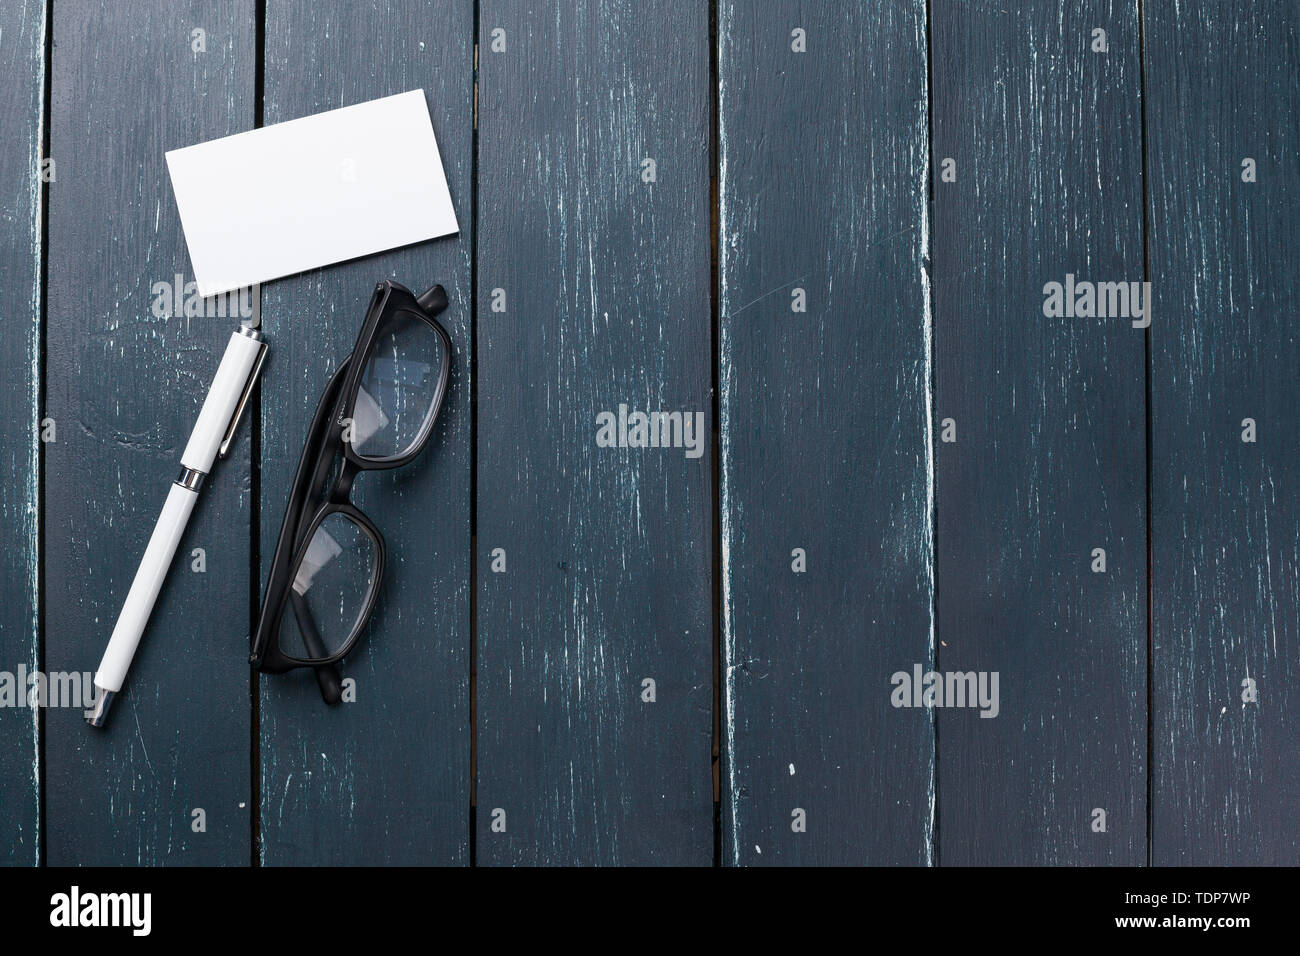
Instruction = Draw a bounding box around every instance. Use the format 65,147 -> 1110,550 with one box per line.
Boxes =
1146,4 -> 1300,865
0,0 -> 44,866
43,0 -> 255,866
475,0 -> 714,865
717,2 -> 935,865
931,2 -> 1147,863
257,0 -> 473,865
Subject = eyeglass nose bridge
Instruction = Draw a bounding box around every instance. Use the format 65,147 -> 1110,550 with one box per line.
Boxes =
328,456 -> 363,504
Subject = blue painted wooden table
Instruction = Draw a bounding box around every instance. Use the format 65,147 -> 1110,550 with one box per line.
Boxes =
0,0 -> 1296,866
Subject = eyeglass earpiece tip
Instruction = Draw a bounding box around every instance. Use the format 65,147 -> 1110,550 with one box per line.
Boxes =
416,283 -> 449,316
316,663 -> 344,705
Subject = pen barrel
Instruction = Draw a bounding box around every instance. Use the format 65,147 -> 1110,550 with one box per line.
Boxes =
94,483 -> 198,693
180,328 -> 265,473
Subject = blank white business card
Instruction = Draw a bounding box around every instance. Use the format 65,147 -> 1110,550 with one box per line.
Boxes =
166,89 -> 459,297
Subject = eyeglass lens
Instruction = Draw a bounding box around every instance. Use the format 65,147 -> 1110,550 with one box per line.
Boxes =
349,310 -> 445,461
278,511 -> 379,662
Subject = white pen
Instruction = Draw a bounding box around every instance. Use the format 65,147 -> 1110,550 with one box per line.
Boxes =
86,323 -> 267,727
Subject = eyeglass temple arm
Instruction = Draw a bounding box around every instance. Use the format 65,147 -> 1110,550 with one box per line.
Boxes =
293,367 -> 354,704
283,362 -> 349,701
253,361 -> 350,661
290,591 -> 343,705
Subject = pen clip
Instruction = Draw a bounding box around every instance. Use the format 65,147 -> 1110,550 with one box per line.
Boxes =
219,340 -> 268,459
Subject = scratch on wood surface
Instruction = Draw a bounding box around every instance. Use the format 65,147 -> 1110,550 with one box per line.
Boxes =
0,0 -> 45,866
24,3 -> 46,862
715,0 -> 741,865
919,81 -> 936,869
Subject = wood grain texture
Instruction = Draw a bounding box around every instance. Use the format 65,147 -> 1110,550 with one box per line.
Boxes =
258,0 -> 473,865
0,0 -> 44,866
1146,3 -> 1300,865
717,2 -> 935,865
931,1 -> 1147,864
475,0 -> 714,865
43,0 -> 255,865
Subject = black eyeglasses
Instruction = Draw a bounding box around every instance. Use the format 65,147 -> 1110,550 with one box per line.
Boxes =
252,280 -> 452,703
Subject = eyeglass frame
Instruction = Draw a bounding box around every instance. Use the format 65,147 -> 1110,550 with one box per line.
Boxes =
251,279 -> 453,691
